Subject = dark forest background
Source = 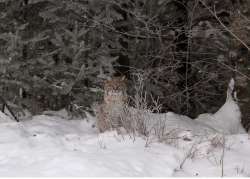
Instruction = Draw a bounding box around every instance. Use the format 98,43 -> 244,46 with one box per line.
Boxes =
0,0 -> 249,130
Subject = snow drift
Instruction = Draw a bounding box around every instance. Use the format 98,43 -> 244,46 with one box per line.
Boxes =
0,115 -> 249,177
0,111 -> 13,123
144,79 -> 245,137
196,79 -> 245,134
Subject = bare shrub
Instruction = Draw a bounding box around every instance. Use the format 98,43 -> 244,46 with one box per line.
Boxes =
116,72 -> 170,140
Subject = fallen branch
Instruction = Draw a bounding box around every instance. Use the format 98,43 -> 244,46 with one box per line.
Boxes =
0,96 -> 19,122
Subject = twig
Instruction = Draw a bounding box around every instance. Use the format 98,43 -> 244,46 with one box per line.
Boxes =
179,142 -> 197,170
220,136 -> 226,177
199,0 -> 250,51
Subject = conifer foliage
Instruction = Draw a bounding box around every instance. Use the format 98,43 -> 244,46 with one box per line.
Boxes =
0,0 -> 249,126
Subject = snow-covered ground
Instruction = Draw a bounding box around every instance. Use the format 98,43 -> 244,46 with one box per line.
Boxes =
0,79 -> 249,177
0,111 -> 250,177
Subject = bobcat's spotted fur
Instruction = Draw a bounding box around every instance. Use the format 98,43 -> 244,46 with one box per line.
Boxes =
96,76 -> 128,132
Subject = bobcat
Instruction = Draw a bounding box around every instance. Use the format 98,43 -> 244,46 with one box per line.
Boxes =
96,76 -> 128,132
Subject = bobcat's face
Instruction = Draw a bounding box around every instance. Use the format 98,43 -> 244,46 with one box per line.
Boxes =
104,76 -> 127,105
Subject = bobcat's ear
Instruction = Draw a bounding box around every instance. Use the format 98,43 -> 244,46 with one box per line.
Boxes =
107,76 -> 112,80
121,75 -> 126,81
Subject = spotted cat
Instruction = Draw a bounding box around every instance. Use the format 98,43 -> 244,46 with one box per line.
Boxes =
96,76 -> 128,132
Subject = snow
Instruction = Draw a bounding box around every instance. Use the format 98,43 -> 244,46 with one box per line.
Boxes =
173,134 -> 250,177
0,115 -> 180,177
196,78 -> 245,134
0,112 -> 249,177
0,111 -> 13,123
